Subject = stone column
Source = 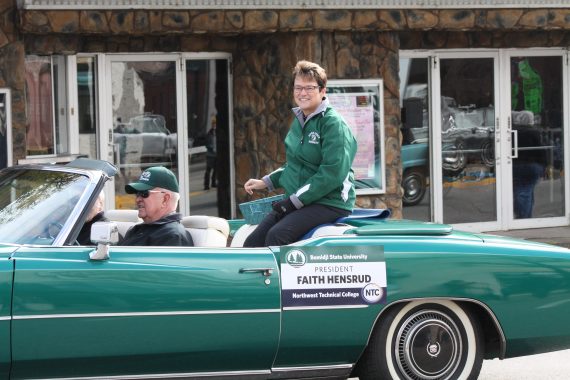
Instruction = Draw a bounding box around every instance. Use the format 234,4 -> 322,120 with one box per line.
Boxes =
0,0 -> 25,163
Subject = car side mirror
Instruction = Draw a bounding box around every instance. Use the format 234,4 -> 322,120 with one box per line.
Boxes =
89,222 -> 119,261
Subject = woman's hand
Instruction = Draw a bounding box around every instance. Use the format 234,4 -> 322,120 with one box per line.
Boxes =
244,179 -> 267,195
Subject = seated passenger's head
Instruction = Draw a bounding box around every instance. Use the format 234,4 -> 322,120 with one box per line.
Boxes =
125,166 -> 180,223
86,191 -> 105,222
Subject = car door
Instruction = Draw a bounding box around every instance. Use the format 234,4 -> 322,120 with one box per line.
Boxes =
10,245 -> 280,379
0,246 -> 15,379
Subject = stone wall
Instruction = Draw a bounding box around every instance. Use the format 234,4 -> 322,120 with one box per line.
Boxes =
0,0 -> 25,161
9,6 -> 570,217
18,9 -> 570,35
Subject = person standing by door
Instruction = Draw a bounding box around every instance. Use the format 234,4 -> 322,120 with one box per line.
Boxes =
204,117 -> 217,190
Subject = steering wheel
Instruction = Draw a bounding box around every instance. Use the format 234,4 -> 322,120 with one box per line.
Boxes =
46,222 -> 64,239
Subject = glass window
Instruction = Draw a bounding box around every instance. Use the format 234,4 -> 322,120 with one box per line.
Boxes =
327,80 -> 385,195
186,59 -> 231,218
0,91 -> 10,169
400,58 -> 431,221
440,58 -> 497,224
510,56 -> 564,219
111,60 -> 178,210
77,56 -> 99,159
24,55 -> 69,157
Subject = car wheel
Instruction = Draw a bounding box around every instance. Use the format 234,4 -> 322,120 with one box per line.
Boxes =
357,300 -> 483,380
442,140 -> 466,176
402,169 -> 426,206
481,140 -> 495,167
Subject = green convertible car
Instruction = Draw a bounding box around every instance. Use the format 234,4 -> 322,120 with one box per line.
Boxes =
0,159 -> 569,380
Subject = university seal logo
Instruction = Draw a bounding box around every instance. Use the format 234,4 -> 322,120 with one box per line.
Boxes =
308,132 -> 320,144
286,249 -> 306,267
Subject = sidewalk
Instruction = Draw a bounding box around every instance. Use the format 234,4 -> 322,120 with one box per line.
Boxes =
488,226 -> 570,248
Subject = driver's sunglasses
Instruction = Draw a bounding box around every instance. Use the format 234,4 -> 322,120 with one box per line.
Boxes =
136,190 -> 166,198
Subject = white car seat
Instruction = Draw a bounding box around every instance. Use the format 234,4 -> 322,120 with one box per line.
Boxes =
230,224 -> 259,247
105,209 -> 142,237
181,215 -> 230,247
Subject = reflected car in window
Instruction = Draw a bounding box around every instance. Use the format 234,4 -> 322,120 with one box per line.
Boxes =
441,97 -> 496,173
113,113 -> 176,164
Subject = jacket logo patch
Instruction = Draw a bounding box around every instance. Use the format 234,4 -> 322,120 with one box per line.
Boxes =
308,132 -> 320,144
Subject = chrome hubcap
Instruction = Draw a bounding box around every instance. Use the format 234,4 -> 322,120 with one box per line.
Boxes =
395,309 -> 462,380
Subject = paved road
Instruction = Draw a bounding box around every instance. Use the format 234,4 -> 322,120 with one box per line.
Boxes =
478,349 -> 570,379
350,349 -> 570,379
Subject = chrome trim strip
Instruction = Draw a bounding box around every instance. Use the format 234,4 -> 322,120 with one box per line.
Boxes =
21,0 -> 570,10
36,369 -> 271,380
0,317 -> 10,321
283,305 -> 367,311
13,309 -> 281,320
272,363 -> 353,372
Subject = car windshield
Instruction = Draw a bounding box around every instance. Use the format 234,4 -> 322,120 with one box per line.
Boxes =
0,168 -> 90,245
131,115 -> 168,134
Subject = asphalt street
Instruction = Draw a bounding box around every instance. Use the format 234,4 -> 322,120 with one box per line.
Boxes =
478,349 -> 570,379
349,349 -> 570,379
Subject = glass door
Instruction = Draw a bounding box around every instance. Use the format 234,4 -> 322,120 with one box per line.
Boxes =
401,49 -> 569,232
103,55 -> 184,211
184,57 -> 233,218
434,53 -> 500,231
501,51 -> 568,228
77,56 -> 99,160
400,56 -> 432,222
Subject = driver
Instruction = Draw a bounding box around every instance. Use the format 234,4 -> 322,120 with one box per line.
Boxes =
120,166 -> 194,246
77,191 -> 108,245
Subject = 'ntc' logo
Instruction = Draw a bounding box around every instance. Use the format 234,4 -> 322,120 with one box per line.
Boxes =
362,283 -> 383,303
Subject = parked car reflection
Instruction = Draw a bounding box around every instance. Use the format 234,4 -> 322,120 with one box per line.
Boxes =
114,113 -> 176,165
401,98 -> 496,206
441,97 -> 495,174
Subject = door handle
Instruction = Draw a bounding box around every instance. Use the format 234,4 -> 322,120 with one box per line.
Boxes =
239,268 -> 274,277
511,129 -> 519,159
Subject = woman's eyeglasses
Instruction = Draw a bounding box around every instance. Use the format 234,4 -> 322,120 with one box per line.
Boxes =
294,85 -> 320,94
136,190 -> 166,198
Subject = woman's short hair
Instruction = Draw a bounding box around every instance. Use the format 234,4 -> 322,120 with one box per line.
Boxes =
292,60 -> 327,89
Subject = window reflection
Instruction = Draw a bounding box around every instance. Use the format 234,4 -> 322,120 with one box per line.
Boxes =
186,59 -> 231,218
400,58 -> 431,221
24,55 -> 69,157
77,57 -> 99,159
511,56 -> 564,219
111,61 -> 178,210
25,56 -> 55,156
440,58 -> 497,224
0,169 -> 89,245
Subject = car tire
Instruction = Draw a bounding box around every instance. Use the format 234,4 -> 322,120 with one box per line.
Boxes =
357,300 -> 483,380
402,168 -> 426,206
481,139 -> 495,168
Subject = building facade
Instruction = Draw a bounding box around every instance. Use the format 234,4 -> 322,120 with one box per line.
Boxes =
0,0 -> 569,231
